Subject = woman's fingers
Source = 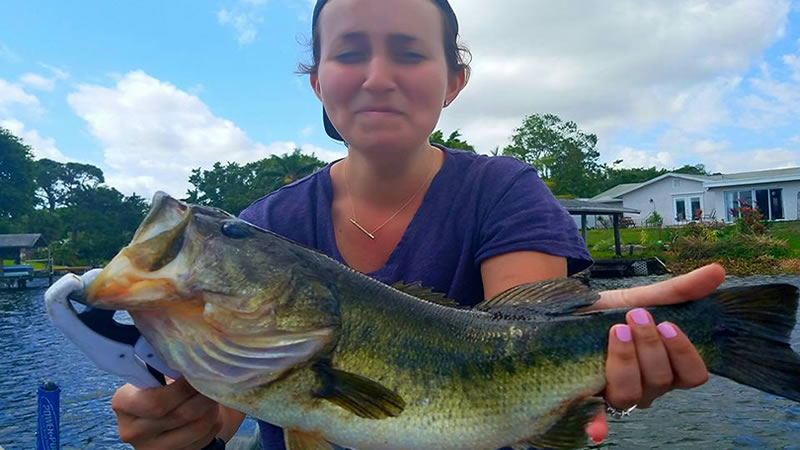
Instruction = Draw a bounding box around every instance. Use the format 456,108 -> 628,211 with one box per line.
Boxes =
604,324 -> 642,409
112,377 -> 196,420
591,263 -> 726,311
112,378 -> 224,448
657,322 -> 709,390
585,412 -> 608,444
627,309 -> 673,408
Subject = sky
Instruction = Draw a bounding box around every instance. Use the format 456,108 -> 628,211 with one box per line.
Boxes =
2,0 -> 800,200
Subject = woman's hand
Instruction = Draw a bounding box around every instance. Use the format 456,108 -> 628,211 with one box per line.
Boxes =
112,377 -> 244,449
583,263 -> 725,443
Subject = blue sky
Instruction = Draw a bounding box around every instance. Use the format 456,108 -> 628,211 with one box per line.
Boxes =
2,0 -> 799,199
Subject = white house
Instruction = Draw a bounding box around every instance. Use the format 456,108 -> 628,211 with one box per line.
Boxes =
590,167 -> 800,226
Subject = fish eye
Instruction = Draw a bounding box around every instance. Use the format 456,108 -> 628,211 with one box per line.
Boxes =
221,220 -> 251,239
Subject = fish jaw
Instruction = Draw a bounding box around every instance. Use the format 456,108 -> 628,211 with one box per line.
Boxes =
85,245 -> 190,310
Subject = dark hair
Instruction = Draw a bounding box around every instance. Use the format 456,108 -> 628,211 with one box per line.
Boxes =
300,0 -> 472,141
299,0 -> 472,77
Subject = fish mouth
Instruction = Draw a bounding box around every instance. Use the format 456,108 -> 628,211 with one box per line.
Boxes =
86,192 -> 193,310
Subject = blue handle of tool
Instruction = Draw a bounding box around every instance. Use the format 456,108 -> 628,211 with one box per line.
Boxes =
36,381 -> 60,450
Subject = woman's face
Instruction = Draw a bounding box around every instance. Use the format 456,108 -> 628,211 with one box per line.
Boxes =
311,0 -> 464,154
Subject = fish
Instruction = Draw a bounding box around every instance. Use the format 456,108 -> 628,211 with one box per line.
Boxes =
83,192 -> 800,450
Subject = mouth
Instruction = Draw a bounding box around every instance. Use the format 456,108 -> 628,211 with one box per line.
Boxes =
356,106 -> 403,115
85,192 -> 192,310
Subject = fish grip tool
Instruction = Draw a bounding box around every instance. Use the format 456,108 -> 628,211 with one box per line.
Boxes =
45,270 -> 226,450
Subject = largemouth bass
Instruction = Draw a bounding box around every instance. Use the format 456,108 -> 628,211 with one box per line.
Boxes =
84,192 -> 800,449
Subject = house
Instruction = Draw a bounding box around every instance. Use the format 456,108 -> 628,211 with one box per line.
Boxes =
590,167 -> 800,226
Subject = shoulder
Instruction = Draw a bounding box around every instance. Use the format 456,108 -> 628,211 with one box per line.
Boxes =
439,147 -> 548,206
239,163 -> 333,228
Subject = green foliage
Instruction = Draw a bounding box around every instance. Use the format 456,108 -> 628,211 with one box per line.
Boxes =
186,149 -> 325,216
34,158 -> 104,210
644,211 -> 663,228
0,127 -> 37,220
731,201 -> 767,235
57,187 -> 148,265
429,129 -> 475,152
502,114 -> 602,198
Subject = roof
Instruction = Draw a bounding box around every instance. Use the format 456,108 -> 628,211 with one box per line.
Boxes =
704,166 -> 800,188
590,168 -> 800,200
0,234 -> 45,249
559,199 -> 640,215
590,173 -> 710,201
590,183 -> 641,202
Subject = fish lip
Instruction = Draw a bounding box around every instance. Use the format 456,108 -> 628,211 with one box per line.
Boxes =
131,192 -> 189,245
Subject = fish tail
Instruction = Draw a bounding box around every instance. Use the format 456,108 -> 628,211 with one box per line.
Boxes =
707,284 -> 800,402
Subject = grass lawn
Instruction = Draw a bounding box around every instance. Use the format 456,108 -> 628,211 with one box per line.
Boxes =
769,220 -> 800,257
584,220 -> 800,259
2,259 -> 48,270
584,227 -> 668,259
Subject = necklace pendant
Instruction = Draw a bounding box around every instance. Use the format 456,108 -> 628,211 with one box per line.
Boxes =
349,218 -> 376,240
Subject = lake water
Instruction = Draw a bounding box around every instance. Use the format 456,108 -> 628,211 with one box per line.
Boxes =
1,275 -> 798,449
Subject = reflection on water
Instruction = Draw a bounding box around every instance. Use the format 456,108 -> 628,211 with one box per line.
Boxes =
0,275 -> 798,449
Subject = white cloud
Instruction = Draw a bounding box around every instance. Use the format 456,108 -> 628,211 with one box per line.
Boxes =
217,1 -> 266,45
692,139 -> 731,155
66,70 -> 338,198
0,119 -> 70,162
299,125 -> 313,137
19,66 -> 69,91
605,147 -> 675,169
0,78 -> 41,114
436,0 -> 790,152
20,73 -> 55,91
703,148 -> 800,173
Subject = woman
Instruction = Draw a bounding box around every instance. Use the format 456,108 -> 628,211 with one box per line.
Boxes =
111,0 -> 718,448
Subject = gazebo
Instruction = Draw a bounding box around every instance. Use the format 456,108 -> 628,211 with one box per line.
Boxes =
1,234 -> 48,288
558,199 -> 640,257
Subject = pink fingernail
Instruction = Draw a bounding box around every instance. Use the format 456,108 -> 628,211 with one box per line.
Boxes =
615,325 -> 632,342
657,322 -> 678,339
631,308 -> 650,325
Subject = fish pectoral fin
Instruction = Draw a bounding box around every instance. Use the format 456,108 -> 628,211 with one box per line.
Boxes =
391,281 -> 463,308
475,278 -> 600,317
284,428 -> 335,450
313,360 -> 406,419
521,397 -> 605,450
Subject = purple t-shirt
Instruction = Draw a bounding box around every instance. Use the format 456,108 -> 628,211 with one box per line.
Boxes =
238,146 -> 592,448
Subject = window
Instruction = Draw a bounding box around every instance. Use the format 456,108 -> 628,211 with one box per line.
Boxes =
725,188 -> 783,221
674,195 -> 702,222
673,179 -> 681,188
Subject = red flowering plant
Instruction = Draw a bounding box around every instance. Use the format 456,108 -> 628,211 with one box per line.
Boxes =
730,199 -> 766,235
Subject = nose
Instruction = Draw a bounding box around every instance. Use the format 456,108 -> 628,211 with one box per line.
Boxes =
362,55 -> 396,93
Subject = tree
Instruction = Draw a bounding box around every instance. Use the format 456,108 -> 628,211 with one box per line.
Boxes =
429,129 -> 475,152
673,164 -> 710,176
0,127 -> 37,220
34,159 -> 105,210
56,186 -> 148,264
185,149 -> 325,216
502,114 -> 602,198
260,149 -> 326,190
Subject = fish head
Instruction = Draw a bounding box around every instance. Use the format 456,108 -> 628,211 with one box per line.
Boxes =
84,192 -> 338,391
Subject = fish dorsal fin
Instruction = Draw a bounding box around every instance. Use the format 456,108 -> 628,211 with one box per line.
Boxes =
475,278 -> 600,316
313,360 -> 406,419
392,281 -> 462,308
519,397 -> 605,450
284,429 -> 335,450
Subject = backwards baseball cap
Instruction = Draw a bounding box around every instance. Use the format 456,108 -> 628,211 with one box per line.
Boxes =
311,0 -> 460,142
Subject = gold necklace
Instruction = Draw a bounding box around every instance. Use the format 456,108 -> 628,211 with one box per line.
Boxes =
343,152 -> 436,240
